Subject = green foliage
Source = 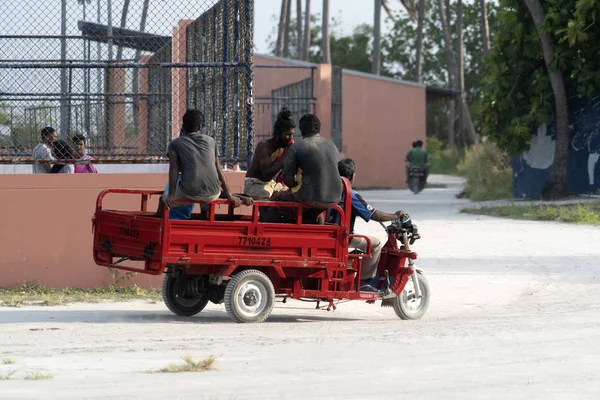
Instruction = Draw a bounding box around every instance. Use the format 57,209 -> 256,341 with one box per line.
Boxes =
427,136 -> 464,175
426,136 -> 444,155
480,0 -> 600,154
457,141 -> 513,201
430,149 -> 464,175
462,202 -> 600,226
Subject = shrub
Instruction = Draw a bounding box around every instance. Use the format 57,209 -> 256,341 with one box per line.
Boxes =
457,141 -> 513,201
426,137 -> 464,175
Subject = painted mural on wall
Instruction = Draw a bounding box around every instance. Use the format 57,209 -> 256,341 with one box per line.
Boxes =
511,94 -> 600,198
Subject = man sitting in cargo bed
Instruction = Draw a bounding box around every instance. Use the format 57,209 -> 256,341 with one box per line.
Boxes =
274,114 -> 342,224
156,109 -> 249,218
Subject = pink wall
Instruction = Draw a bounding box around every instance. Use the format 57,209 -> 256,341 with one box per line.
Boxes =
341,71 -> 425,189
0,172 -> 245,289
254,55 -> 313,98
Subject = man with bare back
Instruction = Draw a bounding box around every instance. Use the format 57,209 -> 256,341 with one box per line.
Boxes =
244,108 -> 296,200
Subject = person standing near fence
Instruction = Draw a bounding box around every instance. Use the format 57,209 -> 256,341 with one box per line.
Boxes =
71,134 -> 98,173
31,127 -> 57,173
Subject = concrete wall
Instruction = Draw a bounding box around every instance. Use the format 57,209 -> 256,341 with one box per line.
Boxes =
0,172 -> 245,288
341,71 -> 426,189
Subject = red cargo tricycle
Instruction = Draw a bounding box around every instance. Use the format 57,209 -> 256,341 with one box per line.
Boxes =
92,178 -> 431,323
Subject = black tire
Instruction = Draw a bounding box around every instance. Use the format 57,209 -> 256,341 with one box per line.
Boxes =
162,274 -> 209,317
409,176 -> 422,194
393,271 -> 431,320
224,269 -> 275,323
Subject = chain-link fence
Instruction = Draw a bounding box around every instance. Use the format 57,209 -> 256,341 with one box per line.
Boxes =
0,0 -> 254,165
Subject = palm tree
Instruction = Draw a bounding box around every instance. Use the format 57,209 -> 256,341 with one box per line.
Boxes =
321,0 -> 331,63
283,0 -> 292,57
296,0 -> 303,59
456,0 -> 464,143
372,0 -> 382,74
414,0 -> 425,82
372,0 -> 417,76
436,0 -> 456,148
480,0 -> 491,55
276,0 -> 290,57
302,0 -> 311,60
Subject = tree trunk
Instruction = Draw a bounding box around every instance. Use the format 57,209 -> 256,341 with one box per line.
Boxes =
283,0 -> 292,57
524,0 -> 570,198
296,0 -> 303,59
444,0 -> 452,33
302,0 -> 311,61
455,0 -> 477,144
322,0 -> 331,63
414,0 -> 426,82
372,0 -> 382,75
437,0 -> 456,148
480,0 -> 491,55
276,0 -> 289,57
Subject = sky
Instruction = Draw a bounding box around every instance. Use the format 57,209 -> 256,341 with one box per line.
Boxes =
254,0 -> 402,54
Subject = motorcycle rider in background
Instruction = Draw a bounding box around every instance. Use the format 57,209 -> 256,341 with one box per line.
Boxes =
405,140 -> 429,185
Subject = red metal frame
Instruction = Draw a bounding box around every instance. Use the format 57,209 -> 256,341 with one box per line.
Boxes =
92,178 -> 416,302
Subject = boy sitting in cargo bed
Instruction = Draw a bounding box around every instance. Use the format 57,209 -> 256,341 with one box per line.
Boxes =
156,109 -> 250,218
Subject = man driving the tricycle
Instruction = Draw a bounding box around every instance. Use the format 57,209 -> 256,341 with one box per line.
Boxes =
328,158 -> 406,293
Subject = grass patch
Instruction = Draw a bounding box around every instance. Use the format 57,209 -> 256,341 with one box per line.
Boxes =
0,284 -> 161,307
0,370 -> 17,380
151,355 -> 216,374
2,358 -> 15,365
23,371 -> 54,380
462,203 -> 600,225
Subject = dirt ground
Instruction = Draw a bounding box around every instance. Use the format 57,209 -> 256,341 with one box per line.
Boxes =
1,175 -> 599,400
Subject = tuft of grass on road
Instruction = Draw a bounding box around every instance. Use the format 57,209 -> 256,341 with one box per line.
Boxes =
0,370 -> 17,380
150,355 -> 216,374
0,284 -> 162,307
23,371 -> 54,380
2,358 -> 15,365
461,203 -> 600,226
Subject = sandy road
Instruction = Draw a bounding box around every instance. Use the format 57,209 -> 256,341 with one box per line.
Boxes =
1,175 -> 600,400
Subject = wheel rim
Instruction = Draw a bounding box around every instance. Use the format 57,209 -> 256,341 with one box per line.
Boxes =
236,280 -> 268,318
400,279 -> 425,314
173,278 -> 205,308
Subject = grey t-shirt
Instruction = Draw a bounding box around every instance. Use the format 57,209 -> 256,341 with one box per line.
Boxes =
283,134 -> 342,204
167,132 -> 221,198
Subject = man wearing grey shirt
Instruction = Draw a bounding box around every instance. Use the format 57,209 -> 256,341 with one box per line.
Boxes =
156,109 -> 249,217
277,114 -> 342,223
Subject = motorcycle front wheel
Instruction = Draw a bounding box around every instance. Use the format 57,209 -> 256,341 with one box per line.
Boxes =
393,271 -> 431,320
